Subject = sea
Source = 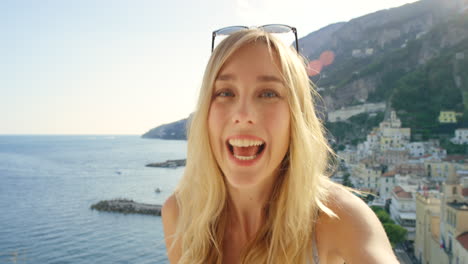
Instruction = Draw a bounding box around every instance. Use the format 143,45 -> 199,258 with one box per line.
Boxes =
0,135 -> 187,264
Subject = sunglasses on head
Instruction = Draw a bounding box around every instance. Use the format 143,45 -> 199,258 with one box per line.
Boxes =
211,24 -> 299,53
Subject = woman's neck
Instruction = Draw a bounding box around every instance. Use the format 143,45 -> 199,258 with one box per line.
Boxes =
226,181 -> 274,240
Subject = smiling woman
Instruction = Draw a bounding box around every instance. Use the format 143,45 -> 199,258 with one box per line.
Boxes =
209,43 -> 290,189
161,27 -> 398,264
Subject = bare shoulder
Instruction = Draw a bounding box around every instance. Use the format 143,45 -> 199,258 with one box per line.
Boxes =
162,194 -> 179,221
162,194 -> 181,264
316,183 -> 399,264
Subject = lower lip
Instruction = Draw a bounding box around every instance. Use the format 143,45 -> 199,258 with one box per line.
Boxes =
227,145 -> 265,167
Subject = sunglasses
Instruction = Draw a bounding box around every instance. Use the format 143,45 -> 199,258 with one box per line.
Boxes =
211,24 -> 299,53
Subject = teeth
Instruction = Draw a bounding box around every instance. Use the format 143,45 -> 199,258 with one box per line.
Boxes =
229,138 -> 264,147
234,154 -> 257,160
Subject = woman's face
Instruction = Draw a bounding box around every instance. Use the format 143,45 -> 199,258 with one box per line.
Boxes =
208,42 -> 291,189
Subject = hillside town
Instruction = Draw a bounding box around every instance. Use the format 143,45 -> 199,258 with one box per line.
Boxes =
334,110 -> 468,263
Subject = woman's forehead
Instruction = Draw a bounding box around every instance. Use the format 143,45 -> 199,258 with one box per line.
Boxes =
216,42 -> 283,80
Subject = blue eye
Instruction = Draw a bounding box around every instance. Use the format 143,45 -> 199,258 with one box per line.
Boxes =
218,91 -> 234,97
261,91 -> 278,98
215,90 -> 235,98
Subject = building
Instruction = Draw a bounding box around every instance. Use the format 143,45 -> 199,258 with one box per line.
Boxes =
379,111 -> 410,151
379,171 -> 397,201
438,111 -> 458,124
327,102 -> 385,122
415,192 -> 449,264
414,167 -> 468,263
454,232 -> 468,264
378,149 -> 409,167
390,186 -> 416,241
452,128 -> 468,144
394,163 -> 425,177
352,159 -> 382,192
337,146 -> 359,167
425,157 -> 468,180
407,140 -> 445,159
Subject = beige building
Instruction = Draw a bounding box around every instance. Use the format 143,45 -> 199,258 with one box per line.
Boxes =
379,111 -> 410,151
425,156 -> 468,179
438,111 -> 458,123
415,192 -> 447,264
414,169 -> 468,263
378,149 -> 409,167
352,159 -> 381,193
395,163 -> 425,177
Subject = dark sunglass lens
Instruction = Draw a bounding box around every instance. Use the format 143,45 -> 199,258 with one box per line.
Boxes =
215,26 -> 248,36
261,25 -> 291,34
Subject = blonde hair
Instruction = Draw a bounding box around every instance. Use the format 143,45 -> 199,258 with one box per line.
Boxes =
173,29 -> 337,264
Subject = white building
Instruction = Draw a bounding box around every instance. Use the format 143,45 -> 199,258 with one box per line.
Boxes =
390,185 -> 417,241
452,128 -> 468,144
408,142 -> 426,157
379,171 -> 397,201
327,102 -> 386,123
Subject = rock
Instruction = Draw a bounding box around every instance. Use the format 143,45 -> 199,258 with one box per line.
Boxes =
142,117 -> 190,140
146,159 -> 186,168
90,199 -> 162,216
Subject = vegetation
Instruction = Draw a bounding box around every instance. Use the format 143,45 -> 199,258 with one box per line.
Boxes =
342,173 -> 354,188
326,112 -> 384,146
370,206 -> 407,246
439,137 -> 468,155
321,15 -> 468,145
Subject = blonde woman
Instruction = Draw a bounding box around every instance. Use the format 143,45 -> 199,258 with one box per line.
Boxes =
162,25 -> 398,264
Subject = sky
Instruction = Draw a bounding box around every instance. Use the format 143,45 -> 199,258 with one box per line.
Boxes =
0,0 -> 420,135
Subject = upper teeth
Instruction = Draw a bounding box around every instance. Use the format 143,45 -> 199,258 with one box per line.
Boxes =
229,138 -> 264,147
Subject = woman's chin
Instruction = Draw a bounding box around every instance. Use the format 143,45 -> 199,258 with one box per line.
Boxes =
224,172 -> 262,189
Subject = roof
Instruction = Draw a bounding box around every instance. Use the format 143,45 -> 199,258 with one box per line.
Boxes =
443,155 -> 468,162
456,232 -> 468,251
447,202 -> 468,211
463,188 -> 468,197
393,186 -> 413,199
382,171 -> 396,177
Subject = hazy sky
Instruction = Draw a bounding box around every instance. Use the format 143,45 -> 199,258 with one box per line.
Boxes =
1,0 -> 419,135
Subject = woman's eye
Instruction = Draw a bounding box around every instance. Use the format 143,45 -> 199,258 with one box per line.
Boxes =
218,91 -> 234,97
260,91 -> 278,98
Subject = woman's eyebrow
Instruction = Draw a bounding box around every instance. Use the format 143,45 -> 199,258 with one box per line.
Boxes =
216,73 -> 235,81
215,74 -> 283,83
256,75 -> 283,84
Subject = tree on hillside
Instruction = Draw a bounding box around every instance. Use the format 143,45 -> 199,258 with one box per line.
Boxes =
370,206 -> 407,246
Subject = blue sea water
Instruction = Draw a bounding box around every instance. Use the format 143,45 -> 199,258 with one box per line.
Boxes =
0,135 -> 186,264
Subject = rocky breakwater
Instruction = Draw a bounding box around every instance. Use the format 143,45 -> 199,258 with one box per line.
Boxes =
91,199 -> 162,216
146,159 -> 186,168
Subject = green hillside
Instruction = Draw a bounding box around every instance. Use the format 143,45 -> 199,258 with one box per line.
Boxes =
323,15 -> 468,145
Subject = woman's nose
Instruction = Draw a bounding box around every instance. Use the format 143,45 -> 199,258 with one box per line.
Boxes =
232,98 -> 255,125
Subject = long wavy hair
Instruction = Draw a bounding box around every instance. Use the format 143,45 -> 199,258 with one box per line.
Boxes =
172,29 -> 337,264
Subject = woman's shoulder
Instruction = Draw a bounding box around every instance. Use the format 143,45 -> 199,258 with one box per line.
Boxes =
316,182 -> 399,264
162,194 -> 179,219
162,194 -> 180,237
162,194 -> 181,263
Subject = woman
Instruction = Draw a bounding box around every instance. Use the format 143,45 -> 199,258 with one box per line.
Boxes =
162,26 -> 398,264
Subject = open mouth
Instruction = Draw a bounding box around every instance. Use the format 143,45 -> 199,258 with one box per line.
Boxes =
227,138 -> 266,161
